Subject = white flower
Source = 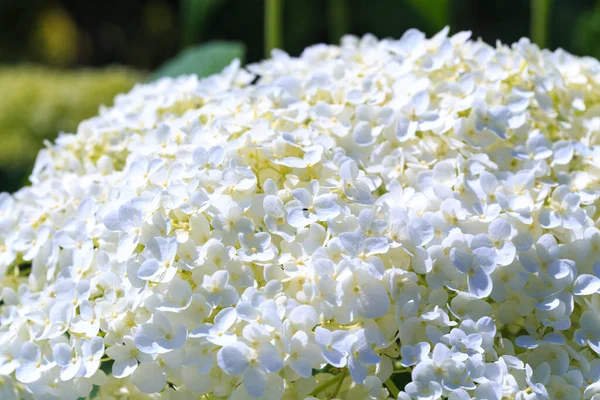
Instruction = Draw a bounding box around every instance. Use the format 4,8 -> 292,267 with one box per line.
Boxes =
137,236 -> 179,283
400,342 -> 430,367
314,327 -> 353,367
337,269 -> 390,323
286,330 -> 321,378
105,336 -> 152,378
286,181 -> 340,228
352,105 -> 394,146
103,202 -> 144,262
574,311 -> 600,355
263,195 -> 295,241
450,246 -> 496,298
519,234 -> 573,280
539,185 -> 587,230
199,270 -> 239,307
237,232 -> 276,262
15,342 -> 54,384
3,27 -> 600,399
134,310 -> 188,354
190,307 -> 237,346
217,341 -> 283,397
79,337 -> 104,378
347,330 -> 380,384
53,342 -> 81,381
395,91 -> 440,142
338,159 -> 376,205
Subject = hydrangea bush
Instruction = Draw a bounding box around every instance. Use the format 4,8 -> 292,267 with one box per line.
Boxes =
1,28 -> 600,399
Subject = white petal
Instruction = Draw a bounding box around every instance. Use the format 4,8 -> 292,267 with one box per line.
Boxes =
348,355 -> 367,384
291,188 -> 312,207
356,273 -> 390,319
160,324 -> 187,351
103,211 -> 122,231
573,274 -> 600,295
467,269 -> 493,299
314,327 -> 332,346
353,122 -> 374,146
16,364 -> 41,384
117,234 -> 139,262
243,368 -> 266,398
21,342 -> 40,363
322,348 -> 346,368
138,259 -> 162,281
314,197 -> 340,221
53,343 -> 72,366
287,208 -> 316,228
118,204 -> 142,232
112,358 -> 138,378
257,344 -> 283,373
539,208 -> 560,229
340,159 -> 359,181
214,307 -> 238,331
290,357 -> 313,378
263,195 -> 284,217
218,343 -> 250,375
181,366 -> 211,394
488,219 -> 511,241
450,248 -> 472,274
432,160 -> 455,184
339,232 -> 363,257
395,115 -> 417,142
289,305 -> 319,330
131,363 -> 167,394
548,260 -> 572,279
61,359 -> 82,381
474,382 -> 502,400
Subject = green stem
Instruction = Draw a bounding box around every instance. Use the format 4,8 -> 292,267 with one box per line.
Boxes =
265,0 -> 283,57
531,0 -> 551,48
332,369 -> 347,397
310,372 -> 345,396
385,378 -> 400,397
328,0 -> 348,44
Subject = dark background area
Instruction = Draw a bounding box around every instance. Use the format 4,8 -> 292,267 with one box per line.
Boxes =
0,0 -> 598,193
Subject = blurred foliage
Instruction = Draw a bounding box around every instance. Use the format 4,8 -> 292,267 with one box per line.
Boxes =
0,0 -> 178,69
31,5 -> 79,66
405,0 -> 449,31
0,66 -> 141,191
2,0 -> 600,67
327,0 -> 349,44
149,40 -> 244,81
181,0 -> 223,46
573,1 -> 600,60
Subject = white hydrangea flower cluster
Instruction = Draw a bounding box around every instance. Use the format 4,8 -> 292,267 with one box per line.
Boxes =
2,27 -> 600,400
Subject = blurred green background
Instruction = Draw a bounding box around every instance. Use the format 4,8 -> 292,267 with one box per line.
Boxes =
0,0 -> 596,193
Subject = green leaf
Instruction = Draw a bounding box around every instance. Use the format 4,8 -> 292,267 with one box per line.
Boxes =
181,0 -> 225,46
148,41 -> 245,81
404,0 -> 450,30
